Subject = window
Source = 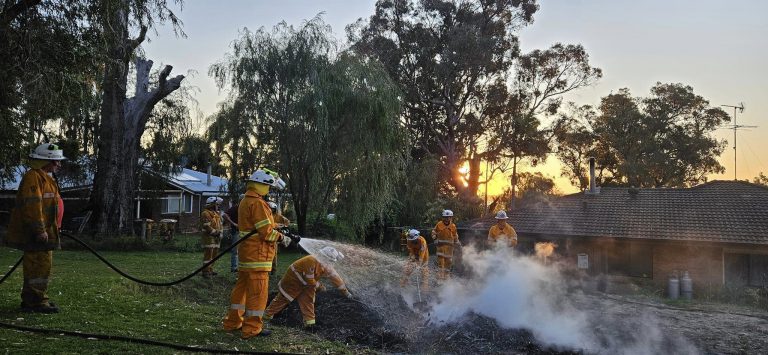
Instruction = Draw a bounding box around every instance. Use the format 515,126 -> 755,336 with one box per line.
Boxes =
726,253 -> 768,287
605,241 -> 652,278
163,193 -> 193,214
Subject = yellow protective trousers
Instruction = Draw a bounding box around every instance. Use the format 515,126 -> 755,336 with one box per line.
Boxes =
264,285 -> 317,326
436,254 -> 452,281
22,250 -> 52,307
202,246 -> 218,274
222,271 -> 269,338
400,261 -> 429,291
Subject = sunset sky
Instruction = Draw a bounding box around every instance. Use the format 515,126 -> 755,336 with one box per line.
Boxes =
144,0 -> 768,197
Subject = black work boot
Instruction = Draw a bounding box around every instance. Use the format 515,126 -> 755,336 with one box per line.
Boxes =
21,301 -> 59,314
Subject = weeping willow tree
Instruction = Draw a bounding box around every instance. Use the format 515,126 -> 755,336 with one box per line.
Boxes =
210,16 -> 407,238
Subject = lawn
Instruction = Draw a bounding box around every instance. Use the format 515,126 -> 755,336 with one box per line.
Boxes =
0,235 -> 357,354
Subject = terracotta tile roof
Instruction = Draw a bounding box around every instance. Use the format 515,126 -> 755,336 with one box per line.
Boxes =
460,181 -> 768,244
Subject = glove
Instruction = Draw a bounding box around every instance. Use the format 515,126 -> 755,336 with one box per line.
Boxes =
36,232 -> 48,243
315,282 -> 327,292
342,289 -> 353,299
280,234 -> 291,248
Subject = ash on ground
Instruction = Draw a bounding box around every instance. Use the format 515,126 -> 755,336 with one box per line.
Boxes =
267,290 -> 580,354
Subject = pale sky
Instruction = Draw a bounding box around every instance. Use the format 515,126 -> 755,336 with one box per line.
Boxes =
143,0 -> 768,195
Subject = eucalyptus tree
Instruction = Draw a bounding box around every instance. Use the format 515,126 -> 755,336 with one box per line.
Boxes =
555,83 -> 730,188
90,0 -> 186,233
210,17 -> 407,237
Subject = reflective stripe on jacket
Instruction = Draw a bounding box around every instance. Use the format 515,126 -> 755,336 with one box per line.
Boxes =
407,236 -> 429,264
5,169 -> 61,251
201,208 -> 222,246
237,191 -> 281,272
488,222 -> 518,247
278,255 -> 346,301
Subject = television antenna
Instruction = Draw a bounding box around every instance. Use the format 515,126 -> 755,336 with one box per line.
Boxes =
721,102 -> 757,180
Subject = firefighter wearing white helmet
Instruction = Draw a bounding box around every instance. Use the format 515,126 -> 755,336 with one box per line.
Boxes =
200,196 -> 224,278
223,168 -> 292,338
267,201 -> 290,227
400,229 -> 430,291
431,209 -> 460,281
6,143 -> 67,313
487,210 -> 518,248
264,246 -> 351,328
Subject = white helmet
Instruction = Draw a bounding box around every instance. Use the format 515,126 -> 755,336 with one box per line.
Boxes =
442,209 -> 454,217
267,201 -> 278,210
29,143 -> 67,160
319,246 -> 344,262
248,168 -> 286,190
495,210 -> 508,220
206,196 -> 223,205
407,229 -> 420,241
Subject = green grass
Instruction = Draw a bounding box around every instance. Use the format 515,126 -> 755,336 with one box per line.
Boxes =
0,236 -> 359,354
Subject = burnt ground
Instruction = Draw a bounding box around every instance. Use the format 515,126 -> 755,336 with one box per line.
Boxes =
268,290 -> 768,354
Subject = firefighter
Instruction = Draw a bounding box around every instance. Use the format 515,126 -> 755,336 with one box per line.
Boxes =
400,229 -> 429,292
268,201 -> 290,227
5,143 -> 66,313
222,168 -> 293,339
431,209 -> 461,281
263,246 -> 352,328
200,196 -> 223,278
487,210 -> 518,248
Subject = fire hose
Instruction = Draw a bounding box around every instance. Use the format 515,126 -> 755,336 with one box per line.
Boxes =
0,229 -> 302,354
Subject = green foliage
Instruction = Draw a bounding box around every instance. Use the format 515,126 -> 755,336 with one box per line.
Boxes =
556,83 -> 730,188
753,172 -> 768,186
210,16 -> 407,237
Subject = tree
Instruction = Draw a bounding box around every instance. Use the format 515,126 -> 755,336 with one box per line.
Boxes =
753,172 -> 768,186
90,0 -> 185,233
555,83 -> 730,188
349,0 -> 539,200
210,17 -> 407,237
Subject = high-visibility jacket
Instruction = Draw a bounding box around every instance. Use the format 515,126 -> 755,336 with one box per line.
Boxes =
277,255 -> 347,301
237,191 -> 282,272
433,221 -> 459,259
406,236 -> 429,264
488,222 -> 518,247
273,213 -> 290,227
201,208 -> 222,247
5,169 -> 61,251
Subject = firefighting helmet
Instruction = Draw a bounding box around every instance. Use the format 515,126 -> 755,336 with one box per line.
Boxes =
495,211 -> 508,220
442,209 -> 454,217
268,201 -> 278,211
206,196 -> 223,205
29,143 -> 67,160
319,246 -> 344,262
248,168 -> 286,190
407,229 -> 420,241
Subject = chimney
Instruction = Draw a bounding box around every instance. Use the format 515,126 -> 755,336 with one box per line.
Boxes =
588,157 -> 596,194
206,164 -> 212,186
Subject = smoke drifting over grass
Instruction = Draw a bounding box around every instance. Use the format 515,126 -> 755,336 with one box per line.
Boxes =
296,238 -> 700,354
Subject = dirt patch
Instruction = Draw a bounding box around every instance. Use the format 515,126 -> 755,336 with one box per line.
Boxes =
267,291 -> 579,354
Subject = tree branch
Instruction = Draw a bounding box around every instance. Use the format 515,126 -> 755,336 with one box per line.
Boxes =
128,25 -> 148,53
0,0 -> 41,27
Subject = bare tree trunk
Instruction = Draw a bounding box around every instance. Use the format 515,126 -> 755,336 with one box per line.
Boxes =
91,4 -> 184,234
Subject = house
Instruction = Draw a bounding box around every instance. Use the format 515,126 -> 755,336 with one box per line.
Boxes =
460,180 -> 768,291
0,166 -> 230,234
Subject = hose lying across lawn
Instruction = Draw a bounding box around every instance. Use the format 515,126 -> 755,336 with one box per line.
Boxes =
0,229 -> 293,354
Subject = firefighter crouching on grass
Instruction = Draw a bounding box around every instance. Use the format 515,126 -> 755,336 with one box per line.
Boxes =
200,196 -> 223,278
263,246 -> 352,328
400,229 -> 429,292
5,143 -> 66,313
487,210 -> 518,248
222,168 -> 295,339
431,209 -> 461,281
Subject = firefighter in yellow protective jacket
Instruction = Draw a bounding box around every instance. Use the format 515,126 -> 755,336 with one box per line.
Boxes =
431,209 -> 461,281
268,201 -> 290,227
400,229 -> 429,291
5,143 -> 66,313
487,210 -> 518,248
200,196 -> 223,278
222,168 -> 292,339
263,247 -> 351,327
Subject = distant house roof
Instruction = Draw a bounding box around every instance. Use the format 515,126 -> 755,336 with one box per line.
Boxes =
461,181 -> 768,245
2,166 -> 228,196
